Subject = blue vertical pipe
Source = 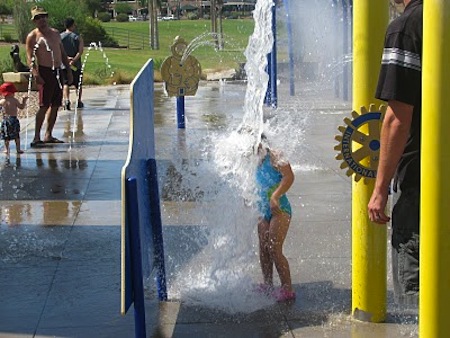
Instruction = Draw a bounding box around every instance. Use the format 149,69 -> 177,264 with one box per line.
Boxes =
146,159 -> 168,301
265,54 -> 272,106
270,0 -> 278,107
342,0 -> 350,101
283,0 -> 295,96
176,96 -> 185,129
125,177 -> 146,338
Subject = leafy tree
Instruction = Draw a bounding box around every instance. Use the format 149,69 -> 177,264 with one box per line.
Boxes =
114,3 -> 132,15
13,0 -> 33,43
38,0 -> 89,31
80,17 -> 118,47
97,12 -> 112,22
0,1 -> 13,16
83,0 -> 103,17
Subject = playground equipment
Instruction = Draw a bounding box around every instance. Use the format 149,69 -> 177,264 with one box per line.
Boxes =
121,59 -> 167,337
122,0 -> 450,335
335,104 -> 386,181
421,1 -> 450,336
161,36 -> 202,128
266,0 -> 352,106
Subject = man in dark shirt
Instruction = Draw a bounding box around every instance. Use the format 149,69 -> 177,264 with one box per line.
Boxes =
368,0 -> 422,306
61,17 -> 84,110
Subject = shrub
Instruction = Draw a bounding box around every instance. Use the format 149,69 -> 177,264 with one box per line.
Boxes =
0,54 -> 14,83
227,12 -> 240,19
80,17 -> 118,47
3,33 -> 15,43
97,12 -> 111,23
152,58 -> 164,71
187,13 -> 198,20
115,13 -> 128,22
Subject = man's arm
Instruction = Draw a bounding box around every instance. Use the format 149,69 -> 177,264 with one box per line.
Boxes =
25,31 -> 36,68
25,31 -> 42,83
60,38 -> 73,84
368,99 -> 413,223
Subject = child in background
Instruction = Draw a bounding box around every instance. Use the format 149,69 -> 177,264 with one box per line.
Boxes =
0,82 -> 27,156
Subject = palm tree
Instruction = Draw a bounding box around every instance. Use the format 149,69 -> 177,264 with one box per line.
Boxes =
148,0 -> 160,49
210,0 -> 224,50
216,0 -> 224,50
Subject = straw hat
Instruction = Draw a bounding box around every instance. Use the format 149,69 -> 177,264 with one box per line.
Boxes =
30,6 -> 48,20
0,82 -> 18,96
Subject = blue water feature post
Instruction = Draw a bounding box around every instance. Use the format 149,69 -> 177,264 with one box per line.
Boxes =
176,96 -> 185,129
284,0 -> 295,96
125,177 -> 147,338
146,159 -> 168,300
264,55 -> 272,106
265,0 -> 278,107
270,0 -> 278,107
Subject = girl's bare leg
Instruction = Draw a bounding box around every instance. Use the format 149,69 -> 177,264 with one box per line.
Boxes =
258,218 -> 273,286
268,213 -> 293,291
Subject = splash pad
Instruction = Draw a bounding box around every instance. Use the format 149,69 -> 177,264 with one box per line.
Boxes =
122,0 -> 419,335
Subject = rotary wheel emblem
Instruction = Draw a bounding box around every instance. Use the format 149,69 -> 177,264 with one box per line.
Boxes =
334,104 -> 386,182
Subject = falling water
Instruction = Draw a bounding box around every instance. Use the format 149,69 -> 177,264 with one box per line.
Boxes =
165,0 -> 297,313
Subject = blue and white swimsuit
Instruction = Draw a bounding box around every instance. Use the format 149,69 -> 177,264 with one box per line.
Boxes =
256,154 -> 292,221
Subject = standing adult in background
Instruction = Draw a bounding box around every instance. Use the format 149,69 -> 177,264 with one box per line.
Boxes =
26,6 -> 73,147
368,0 -> 423,306
61,17 -> 84,110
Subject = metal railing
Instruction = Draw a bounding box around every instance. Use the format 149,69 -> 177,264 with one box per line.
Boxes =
0,24 -> 18,42
104,27 -> 150,49
0,24 -> 148,50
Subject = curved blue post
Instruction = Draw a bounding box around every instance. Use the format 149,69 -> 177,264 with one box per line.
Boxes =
176,96 -> 185,128
284,0 -> 295,96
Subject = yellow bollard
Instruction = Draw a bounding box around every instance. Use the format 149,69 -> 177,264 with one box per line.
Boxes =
420,1 -> 450,336
351,0 -> 388,323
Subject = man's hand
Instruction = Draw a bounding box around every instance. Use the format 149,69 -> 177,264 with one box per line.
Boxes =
368,187 -> 390,224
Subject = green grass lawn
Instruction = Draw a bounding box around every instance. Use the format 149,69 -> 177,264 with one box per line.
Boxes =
0,19 -> 254,85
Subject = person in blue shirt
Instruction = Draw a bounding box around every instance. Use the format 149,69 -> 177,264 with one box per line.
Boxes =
255,134 -> 295,302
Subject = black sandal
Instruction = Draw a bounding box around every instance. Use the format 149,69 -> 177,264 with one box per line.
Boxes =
30,140 -> 45,148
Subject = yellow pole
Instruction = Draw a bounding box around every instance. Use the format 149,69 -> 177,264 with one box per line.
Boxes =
421,1 -> 450,336
351,0 -> 388,323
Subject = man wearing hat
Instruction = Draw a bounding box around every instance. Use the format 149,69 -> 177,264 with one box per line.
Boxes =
26,6 -> 73,147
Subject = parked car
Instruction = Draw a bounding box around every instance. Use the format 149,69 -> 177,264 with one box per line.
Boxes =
128,15 -> 137,21
161,14 -> 177,21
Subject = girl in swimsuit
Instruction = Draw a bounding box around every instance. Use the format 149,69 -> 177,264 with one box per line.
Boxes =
255,134 -> 295,302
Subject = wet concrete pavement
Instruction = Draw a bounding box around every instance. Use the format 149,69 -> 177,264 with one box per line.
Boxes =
0,81 -> 418,337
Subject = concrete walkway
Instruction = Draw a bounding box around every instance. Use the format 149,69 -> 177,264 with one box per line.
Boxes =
0,82 -> 418,337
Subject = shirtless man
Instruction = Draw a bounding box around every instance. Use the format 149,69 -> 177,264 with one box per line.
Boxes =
26,6 -> 73,147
